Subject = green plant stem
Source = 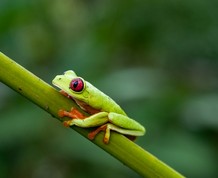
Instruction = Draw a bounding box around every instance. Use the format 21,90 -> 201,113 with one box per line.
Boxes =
0,52 -> 185,178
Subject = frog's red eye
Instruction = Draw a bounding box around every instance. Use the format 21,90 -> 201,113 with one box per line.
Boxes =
70,78 -> 84,92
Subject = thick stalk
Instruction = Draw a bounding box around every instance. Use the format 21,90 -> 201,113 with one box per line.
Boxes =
0,52 -> 185,178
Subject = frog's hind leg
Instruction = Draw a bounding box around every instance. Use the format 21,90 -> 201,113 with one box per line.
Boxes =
108,113 -> 145,135
88,112 -> 145,144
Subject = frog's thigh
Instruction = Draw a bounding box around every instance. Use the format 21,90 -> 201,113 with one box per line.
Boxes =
105,123 -> 144,136
108,113 -> 145,135
69,112 -> 109,127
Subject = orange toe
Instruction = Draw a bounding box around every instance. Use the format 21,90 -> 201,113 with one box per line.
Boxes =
63,121 -> 70,127
58,109 -> 65,117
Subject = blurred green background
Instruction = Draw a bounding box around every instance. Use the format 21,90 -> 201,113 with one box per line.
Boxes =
0,0 -> 218,177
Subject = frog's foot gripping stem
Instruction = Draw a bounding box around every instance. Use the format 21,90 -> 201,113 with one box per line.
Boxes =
58,108 -> 86,127
88,123 -> 124,144
88,124 -> 109,144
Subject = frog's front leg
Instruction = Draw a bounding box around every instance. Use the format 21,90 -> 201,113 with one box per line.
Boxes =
59,108 -> 86,121
59,109 -> 109,128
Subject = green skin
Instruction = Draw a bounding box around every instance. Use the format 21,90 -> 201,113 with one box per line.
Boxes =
52,70 -> 145,144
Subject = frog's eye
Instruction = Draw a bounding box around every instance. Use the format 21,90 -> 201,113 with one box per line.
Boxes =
70,78 -> 84,92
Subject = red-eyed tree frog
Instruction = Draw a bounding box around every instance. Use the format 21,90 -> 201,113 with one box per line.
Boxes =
52,70 -> 145,144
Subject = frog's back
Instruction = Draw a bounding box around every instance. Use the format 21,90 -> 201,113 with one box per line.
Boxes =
86,82 -> 127,116
100,93 -> 127,115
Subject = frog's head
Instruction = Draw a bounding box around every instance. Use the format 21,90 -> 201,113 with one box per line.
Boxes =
52,70 -> 89,100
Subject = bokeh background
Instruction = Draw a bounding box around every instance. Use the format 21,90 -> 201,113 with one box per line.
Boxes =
0,0 -> 218,177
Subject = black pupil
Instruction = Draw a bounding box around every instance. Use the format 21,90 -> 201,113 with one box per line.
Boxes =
73,80 -> 78,88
